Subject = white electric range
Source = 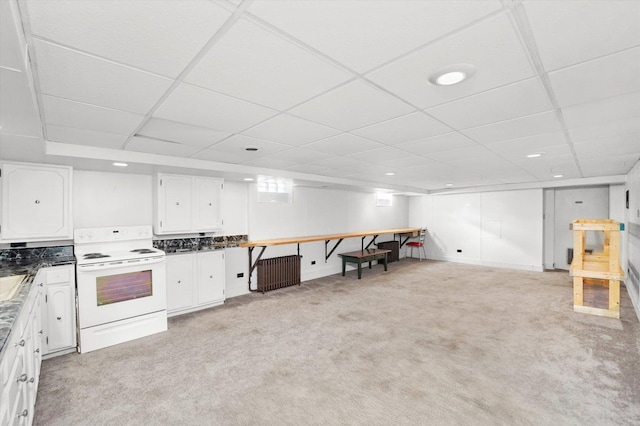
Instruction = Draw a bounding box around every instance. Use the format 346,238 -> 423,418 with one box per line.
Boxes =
74,225 -> 167,353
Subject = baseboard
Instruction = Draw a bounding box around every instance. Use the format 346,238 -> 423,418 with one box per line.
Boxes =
428,255 -> 544,272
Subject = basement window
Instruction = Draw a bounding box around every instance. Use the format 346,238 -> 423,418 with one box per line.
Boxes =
376,192 -> 393,207
257,177 -> 293,203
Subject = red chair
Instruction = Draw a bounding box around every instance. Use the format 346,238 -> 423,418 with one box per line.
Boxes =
406,228 -> 427,261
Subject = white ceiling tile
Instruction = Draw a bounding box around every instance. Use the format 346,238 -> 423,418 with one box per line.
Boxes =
574,133 -> 640,160
1,1 -> 24,71
249,0 -> 502,73
351,112 -> 452,145
367,12 -> 535,109
498,145 -> 574,165
483,132 -> 568,155
241,157 -> 298,170
46,125 -> 127,150
185,18 -> 352,110
462,111 -> 562,145
284,164 -> 330,175
395,132 -> 478,155
304,133 -> 384,156
34,39 -> 173,114
26,0 -> 230,78
288,80 -> 414,131
126,135 -> 201,157
208,135 -> 291,157
569,117 -> 640,143
154,83 -> 277,133
42,96 -> 144,136
308,156 -> 364,169
426,78 -> 551,129
346,146 -> 413,164
549,47 -> 640,108
190,149 -> 249,164
423,145 -> 495,162
0,68 -> 41,137
524,0 -> 640,71
242,114 -> 341,146
268,147 -> 332,164
562,92 -> 640,130
0,134 -> 45,163
138,118 -> 231,148
383,155 -> 435,169
579,155 -> 639,177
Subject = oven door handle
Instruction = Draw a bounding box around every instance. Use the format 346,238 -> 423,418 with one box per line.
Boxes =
77,256 -> 165,271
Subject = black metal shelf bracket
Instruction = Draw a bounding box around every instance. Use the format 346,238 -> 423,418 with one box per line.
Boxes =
365,235 -> 379,250
247,246 -> 266,289
325,238 -> 344,262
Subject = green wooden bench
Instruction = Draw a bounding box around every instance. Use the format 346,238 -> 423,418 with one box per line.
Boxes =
338,249 -> 391,279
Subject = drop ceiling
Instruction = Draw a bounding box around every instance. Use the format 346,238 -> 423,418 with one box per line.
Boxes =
0,0 -> 638,193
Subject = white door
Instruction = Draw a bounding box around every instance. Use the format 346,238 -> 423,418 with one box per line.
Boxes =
46,285 -> 74,352
166,254 -> 195,312
194,177 -> 223,231
553,186 -> 609,270
160,175 -> 193,233
197,251 -> 225,305
1,163 -> 71,241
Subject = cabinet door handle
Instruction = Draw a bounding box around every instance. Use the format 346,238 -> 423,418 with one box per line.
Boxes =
38,283 -> 44,287
34,348 -> 40,354
209,203 -> 212,206
17,374 -> 28,383
210,275 -> 213,279
57,316 -> 62,320
177,280 -> 181,284
176,202 -> 180,205
35,200 -> 40,204
16,339 -> 25,347
29,377 -> 35,383
17,409 -> 28,418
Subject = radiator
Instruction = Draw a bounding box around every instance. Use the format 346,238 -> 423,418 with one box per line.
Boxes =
257,255 -> 301,293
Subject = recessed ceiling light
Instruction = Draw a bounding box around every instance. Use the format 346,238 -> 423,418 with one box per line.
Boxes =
553,174 -> 564,178
429,64 -> 476,86
243,178 -> 254,181
527,153 -> 543,158
385,172 -> 395,176
112,162 -> 128,167
245,147 -> 259,152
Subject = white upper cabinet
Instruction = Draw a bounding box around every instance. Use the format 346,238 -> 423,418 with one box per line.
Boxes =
154,173 -> 223,235
0,162 -> 73,243
194,177 -> 223,231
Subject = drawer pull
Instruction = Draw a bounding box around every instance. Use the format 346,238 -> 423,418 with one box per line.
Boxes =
34,348 -> 40,354
17,409 -> 28,418
16,339 -> 25,347
57,316 -> 62,320
29,377 -> 35,383
17,373 -> 28,383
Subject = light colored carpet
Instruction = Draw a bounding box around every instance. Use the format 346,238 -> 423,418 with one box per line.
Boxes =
34,260 -> 640,425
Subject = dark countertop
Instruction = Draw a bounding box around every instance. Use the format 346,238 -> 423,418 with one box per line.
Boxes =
0,255 -> 76,358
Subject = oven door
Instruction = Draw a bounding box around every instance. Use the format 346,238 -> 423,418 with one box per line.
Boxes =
76,256 -> 166,329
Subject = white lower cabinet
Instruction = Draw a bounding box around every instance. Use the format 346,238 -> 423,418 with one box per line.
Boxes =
166,250 -> 225,316
41,265 -> 76,357
0,275 -> 44,426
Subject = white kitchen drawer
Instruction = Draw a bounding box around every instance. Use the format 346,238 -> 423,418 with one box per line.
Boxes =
45,267 -> 71,285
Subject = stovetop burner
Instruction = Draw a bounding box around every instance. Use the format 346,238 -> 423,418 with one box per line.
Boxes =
83,253 -> 111,259
131,249 -> 157,254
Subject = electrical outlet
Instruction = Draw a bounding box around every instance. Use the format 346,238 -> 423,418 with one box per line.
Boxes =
311,261 -> 316,265
456,249 -> 462,253
237,273 -> 244,278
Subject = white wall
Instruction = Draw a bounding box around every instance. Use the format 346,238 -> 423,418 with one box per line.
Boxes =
409,189 -> 544,271
624,160 -> 640,321
244,186 -> 409,290
73,170 -> 152,228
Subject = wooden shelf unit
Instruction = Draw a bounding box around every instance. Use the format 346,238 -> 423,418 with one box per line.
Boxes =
570,219 -> 624,319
